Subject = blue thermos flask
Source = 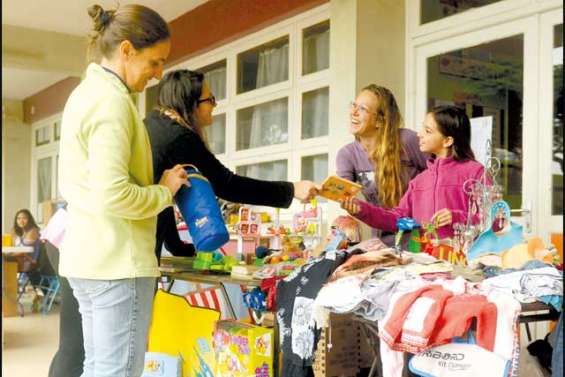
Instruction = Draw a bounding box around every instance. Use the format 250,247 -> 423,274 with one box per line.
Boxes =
174,165 -> 229,252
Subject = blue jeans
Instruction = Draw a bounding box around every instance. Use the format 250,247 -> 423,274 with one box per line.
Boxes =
68,277 -> 155,377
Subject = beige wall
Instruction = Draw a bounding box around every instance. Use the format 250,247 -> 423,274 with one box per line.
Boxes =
356,0 -> 405,113
327,0 -> 405,223
2,99 -> 31,234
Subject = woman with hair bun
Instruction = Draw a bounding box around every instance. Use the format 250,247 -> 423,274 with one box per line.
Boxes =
58,4 -> 187,376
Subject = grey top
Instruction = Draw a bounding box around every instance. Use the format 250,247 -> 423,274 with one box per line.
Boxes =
336,128 -> 428,244
336,128 -> 428,206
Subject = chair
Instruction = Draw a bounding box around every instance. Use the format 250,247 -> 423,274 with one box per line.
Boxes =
16,242 -> 61,315
36,242 -> 60,314
36,275 -> 61,314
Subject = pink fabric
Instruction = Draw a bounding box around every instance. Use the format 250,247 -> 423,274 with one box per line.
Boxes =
381,285 -> 453,353
40,208 -> 68,248
381,284 -> 499,355
355,157 -> 485,239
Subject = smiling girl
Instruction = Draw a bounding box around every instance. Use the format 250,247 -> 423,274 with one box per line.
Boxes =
336,85 -> 428,244
340,105 -> 485,239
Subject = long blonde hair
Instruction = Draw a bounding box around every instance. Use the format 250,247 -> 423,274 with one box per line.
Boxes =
363,84 -> 404,208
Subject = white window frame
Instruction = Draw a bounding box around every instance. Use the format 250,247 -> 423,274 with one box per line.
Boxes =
405,0 -> 562,129
538,9 -> 564,234
31,113 -> 62,224
143,4 -> 331,221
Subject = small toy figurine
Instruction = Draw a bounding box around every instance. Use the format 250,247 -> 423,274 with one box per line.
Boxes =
395,217 -> 421,254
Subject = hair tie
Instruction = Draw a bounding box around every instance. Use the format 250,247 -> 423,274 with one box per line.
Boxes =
99,10 -> 112,28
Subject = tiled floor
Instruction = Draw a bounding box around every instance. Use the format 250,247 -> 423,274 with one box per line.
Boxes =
2,307 -> 60,377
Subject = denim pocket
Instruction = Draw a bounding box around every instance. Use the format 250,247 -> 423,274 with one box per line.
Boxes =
70,278 -> 113,296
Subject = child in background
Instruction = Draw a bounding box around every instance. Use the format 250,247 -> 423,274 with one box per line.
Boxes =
341,105 -> 485,240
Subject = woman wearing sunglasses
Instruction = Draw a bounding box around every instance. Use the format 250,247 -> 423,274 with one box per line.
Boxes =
144,69 -> 320,259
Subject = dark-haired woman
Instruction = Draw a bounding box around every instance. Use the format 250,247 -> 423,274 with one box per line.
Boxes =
12,209 -> 40,249
57,4 -> 188,376
341,106 -> 485,239
144,69 -> 320,259
10,209 -> 42,284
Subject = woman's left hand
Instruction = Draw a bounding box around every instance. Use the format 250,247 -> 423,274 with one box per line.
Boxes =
293,181 -> 321,203
431,208 -> 452,227
340,197 -> 361,215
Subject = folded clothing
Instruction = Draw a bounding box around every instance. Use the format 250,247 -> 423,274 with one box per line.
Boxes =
381,285 -> 498,354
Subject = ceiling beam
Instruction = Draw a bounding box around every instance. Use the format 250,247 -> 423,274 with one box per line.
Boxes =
2,25 -> 88,76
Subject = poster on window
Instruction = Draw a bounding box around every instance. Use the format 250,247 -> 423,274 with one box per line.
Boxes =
470,116 -> 493,166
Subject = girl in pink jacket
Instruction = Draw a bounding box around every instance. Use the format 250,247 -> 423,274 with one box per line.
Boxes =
341,106 -> 485,239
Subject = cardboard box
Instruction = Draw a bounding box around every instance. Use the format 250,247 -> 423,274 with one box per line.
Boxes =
313,313 -> 360,377
213,320 -> 274,377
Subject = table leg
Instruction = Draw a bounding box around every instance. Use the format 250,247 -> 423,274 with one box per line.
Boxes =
274,311 -> 280,377
219,283 -> 237,319
2,260 -> 19,317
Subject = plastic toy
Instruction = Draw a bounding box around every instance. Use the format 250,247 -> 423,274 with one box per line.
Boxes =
236,206 -> 262,261
395,217 -> 421,253
292,199 -> 323,249
467,200 -> 524,262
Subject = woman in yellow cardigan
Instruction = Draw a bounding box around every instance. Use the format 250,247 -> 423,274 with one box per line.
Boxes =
57,4 -> 187,376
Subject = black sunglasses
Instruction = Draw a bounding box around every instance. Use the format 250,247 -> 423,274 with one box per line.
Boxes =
197,95 -> 216,106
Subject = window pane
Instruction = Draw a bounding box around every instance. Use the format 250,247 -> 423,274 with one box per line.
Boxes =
54,121 -> 61,141
198,60 -> 227,101
427,35 -> 523,210
303,20 -> 330,75
237,36 -> 289,94
55,155 -> 61,199
421,0 -> 503,24
302,87 -> 329,139
37,157 -> 52,204
302,154 -> 328,183
236,160 -> 288,181
35,127 -> 50,146
236,98 -> 288,150
204,113 -> 226,155
553,24 -> 563,215
145,84 -> 159,116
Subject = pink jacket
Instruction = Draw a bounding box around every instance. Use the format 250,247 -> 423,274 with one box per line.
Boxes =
355,157 -> 485,239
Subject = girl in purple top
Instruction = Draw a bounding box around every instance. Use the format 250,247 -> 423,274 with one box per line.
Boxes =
336,85 -> 428,208
341,106 -> 485,240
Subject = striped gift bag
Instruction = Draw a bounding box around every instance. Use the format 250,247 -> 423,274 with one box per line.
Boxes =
184,285 -> 232,320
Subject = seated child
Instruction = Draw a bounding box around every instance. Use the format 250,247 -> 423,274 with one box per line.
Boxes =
341,105 -> 486,240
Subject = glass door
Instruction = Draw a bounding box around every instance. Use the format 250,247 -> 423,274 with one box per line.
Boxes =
538,10 -> 563,239
415,10 -> 564,244
414,16 -> 540,234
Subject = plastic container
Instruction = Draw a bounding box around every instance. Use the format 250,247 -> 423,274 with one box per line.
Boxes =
174,165 -> 229,252
2,234 -> 13,247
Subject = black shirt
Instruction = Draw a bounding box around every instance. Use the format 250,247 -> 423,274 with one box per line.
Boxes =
144,110 -> 295,259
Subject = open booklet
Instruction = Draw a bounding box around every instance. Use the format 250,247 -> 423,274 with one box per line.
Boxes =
318,175 -> 363,202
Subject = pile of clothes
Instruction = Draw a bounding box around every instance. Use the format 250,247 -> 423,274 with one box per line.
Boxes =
274,235 -> 563,377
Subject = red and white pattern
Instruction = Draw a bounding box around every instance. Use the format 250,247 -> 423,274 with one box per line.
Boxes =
185,287 -> 232,319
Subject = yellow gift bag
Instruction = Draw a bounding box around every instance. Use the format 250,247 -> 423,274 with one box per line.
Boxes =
148,290 -> 220,377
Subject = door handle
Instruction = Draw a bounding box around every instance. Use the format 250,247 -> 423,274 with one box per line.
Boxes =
510,203 -> 532,233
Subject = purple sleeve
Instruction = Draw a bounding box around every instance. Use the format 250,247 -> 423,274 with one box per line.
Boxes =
336,146 -> 356,181
354,188 -> 413,232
